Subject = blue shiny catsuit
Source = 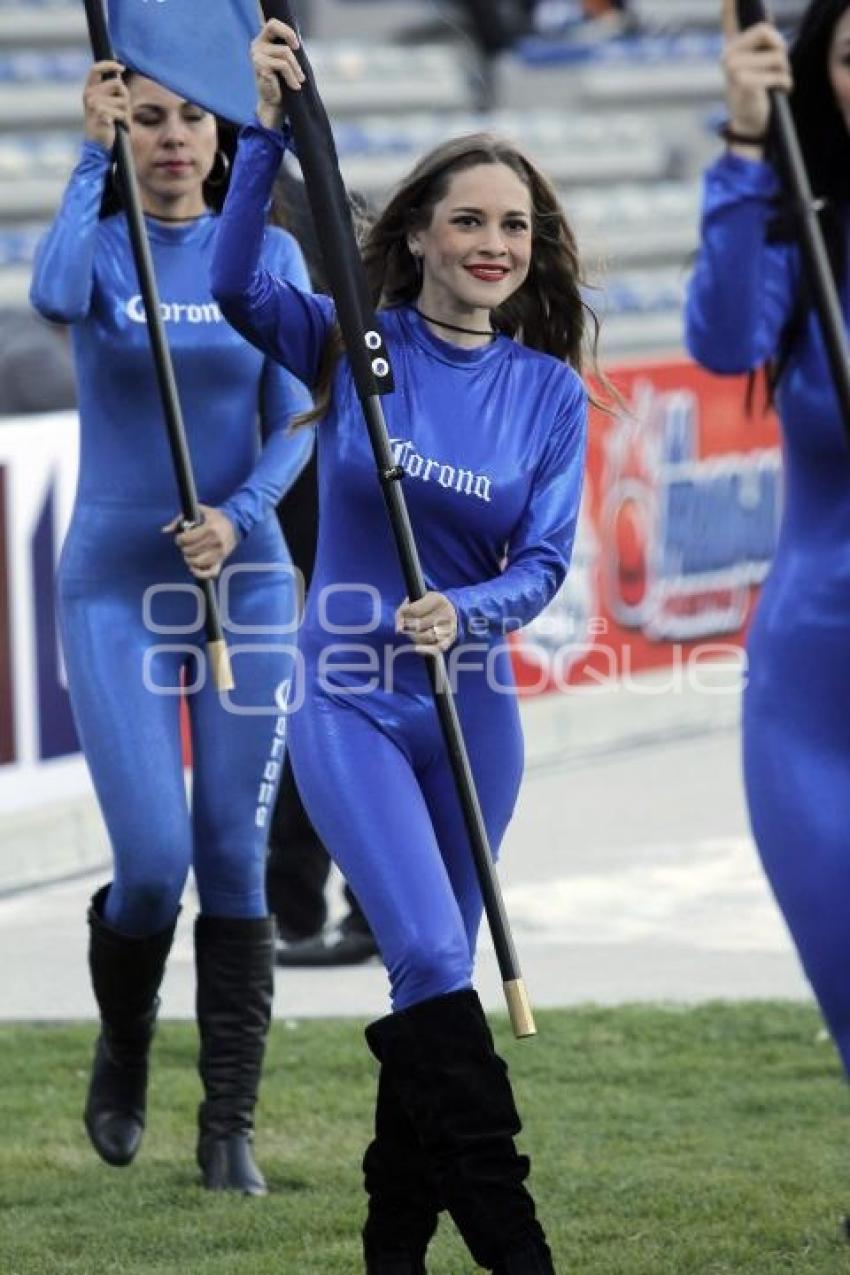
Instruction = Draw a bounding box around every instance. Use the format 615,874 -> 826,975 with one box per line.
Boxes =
30,140 -> 313,936
687,153 -> 850,1073
212,122 -> 588,1010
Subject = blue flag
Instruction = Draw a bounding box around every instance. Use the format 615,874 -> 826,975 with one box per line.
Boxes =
107,0 -> 261,125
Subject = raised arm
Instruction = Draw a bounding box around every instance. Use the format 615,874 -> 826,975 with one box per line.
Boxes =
210,18 -> 335,389
218,228 -> 315,538
686,3 -> 798,373
444,374 -> 588,639
685,156 -> 798,375
30,62 -> 129,322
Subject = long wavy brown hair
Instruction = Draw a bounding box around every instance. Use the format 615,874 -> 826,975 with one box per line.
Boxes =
297,132 -> 607,426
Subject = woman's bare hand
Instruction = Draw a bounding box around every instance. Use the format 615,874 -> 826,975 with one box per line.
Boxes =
395,592 -> 459,655
83,61 -> 130,150
721,1 -> 793,140
251,18 -> 305,130
163,505 -> 238,580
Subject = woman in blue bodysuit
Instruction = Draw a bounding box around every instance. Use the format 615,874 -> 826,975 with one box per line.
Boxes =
688,0 -> 850,1091
30,64 -> 312,1193
212,21 -> 589,1274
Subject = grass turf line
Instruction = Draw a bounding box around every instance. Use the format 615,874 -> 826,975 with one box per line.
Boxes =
0,1003 -> 847,1273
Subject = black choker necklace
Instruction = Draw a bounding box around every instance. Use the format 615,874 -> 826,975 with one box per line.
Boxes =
414,308 -> 494,339
146,212 -> 207,223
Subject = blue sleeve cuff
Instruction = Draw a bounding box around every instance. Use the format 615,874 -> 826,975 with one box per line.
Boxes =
707,151 -> 781,200
441,588 -> 467,642
80,138 -> 111,165
218,500 -> 247,540
243,115 -> 296,156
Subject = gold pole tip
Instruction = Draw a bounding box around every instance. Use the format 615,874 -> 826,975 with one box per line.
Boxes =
208,640 -> 234,692
504,978 -> 536,1039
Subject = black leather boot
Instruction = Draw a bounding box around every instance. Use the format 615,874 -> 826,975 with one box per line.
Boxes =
493,1246 -> 558,1274
365,990 -> 555,1274
84,885 -> 177,1167
362,1051 -> 442,1274
194,914 -> 275,1195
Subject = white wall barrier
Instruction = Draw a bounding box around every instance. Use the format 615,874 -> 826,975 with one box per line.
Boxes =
0,359 -> 781,890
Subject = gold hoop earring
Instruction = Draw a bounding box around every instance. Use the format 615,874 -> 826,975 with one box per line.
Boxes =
206,149 -> 230,188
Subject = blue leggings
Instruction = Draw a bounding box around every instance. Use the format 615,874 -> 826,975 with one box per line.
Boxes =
288,673 -> 524,1010
59,517 -> 294,937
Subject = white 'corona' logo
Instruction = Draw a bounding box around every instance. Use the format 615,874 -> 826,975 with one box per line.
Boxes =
389,437 -> 493,503
125,295 -> 224,325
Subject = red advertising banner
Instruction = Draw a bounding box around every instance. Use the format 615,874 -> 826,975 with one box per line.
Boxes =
511,358 -> 782,694
0,364 -> 782,806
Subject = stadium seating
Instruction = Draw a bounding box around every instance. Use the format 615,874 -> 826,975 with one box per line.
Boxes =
635,0 -> 803,31
0,0 -> 808,353
0,5 -> 86,52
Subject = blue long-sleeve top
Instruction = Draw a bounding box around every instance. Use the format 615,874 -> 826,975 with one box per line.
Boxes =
685,150 -> 850,613
685,152 -> 800,376
211,122 -> 587,667
30,139 -> 313,540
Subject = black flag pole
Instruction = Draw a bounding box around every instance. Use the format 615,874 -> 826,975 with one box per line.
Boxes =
736,0 -> 850,442
81,0 -> 233,691
260,0 -> 536,1038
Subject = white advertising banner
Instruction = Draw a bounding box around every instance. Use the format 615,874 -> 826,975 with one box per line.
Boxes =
0,411 -> 89,815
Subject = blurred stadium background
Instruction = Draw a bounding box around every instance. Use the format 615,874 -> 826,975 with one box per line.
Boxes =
0,1 -> 813,1018
0,0 -> 805,340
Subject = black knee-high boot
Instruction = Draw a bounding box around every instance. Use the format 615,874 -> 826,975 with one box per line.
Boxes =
365,990 -> 555,1274
362,1052 -> 442,1274
194,914 -> 275,1195
84,885 -> 177,1167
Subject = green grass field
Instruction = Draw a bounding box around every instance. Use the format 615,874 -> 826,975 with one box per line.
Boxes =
1,1003 -> 848,1274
